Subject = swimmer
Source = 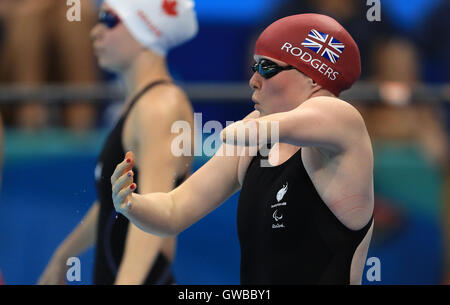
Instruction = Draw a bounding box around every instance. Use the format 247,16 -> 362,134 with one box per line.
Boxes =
39,0 -> 198,285
112,13 -> 374,284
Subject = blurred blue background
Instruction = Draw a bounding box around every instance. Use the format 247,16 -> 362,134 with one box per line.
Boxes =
0,0 -> 449,285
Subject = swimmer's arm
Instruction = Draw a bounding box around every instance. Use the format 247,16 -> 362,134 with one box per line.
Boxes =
112,111 -> 260,237
51,201 -> 100,260
223,97 -> 366,153
114,91 -> 181,284
114,144 -> 241,237
38,201 -> 99,284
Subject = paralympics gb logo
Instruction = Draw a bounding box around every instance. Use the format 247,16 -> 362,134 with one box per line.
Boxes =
272,183 -> 288,229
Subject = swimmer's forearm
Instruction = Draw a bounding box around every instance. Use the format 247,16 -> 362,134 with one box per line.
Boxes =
221,111 -> 302,147
55,201 -> 99,260
114,144 -> 244,237
121,161 -> 240,237
220,116 -> 280,147
222,98 -> 355,152
122,192 -> 178,237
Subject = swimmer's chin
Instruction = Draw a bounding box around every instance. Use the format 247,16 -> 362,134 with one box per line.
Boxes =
97,59 -> 122,74
252,101 -> 265,116
254,106 -> 266,117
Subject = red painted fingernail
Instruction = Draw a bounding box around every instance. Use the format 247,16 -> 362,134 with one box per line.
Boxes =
126,158 -> 131,163
130,184 -> 136,190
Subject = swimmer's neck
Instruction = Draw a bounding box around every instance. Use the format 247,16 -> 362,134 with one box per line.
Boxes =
122,51 -> 172,98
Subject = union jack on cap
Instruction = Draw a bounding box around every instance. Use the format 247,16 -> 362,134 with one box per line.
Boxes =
301,29 -> 345,64
255,13 -> 361,96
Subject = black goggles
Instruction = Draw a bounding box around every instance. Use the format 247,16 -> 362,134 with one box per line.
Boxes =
251,59 -> 296,79
98,10 -> 121,29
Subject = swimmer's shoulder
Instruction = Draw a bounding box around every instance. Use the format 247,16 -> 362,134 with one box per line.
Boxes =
132,82 -> 193,123
301,95 -> 365,124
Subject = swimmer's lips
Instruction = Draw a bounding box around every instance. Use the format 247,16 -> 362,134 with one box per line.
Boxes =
252,96 -> 261,109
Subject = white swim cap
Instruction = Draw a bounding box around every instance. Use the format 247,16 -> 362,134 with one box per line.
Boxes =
105,0 -> 198,56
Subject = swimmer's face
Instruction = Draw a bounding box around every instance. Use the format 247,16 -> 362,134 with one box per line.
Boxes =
90,3 -> 145,72
249,55 -> 317,116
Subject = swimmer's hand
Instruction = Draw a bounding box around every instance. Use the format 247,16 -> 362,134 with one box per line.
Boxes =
112,151 -> 136,214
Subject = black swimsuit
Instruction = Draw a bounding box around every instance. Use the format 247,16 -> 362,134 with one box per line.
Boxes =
237,148 -> 373,284
93,80 -> 184,284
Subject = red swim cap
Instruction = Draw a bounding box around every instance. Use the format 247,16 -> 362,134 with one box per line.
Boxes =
255,14 -> 361,96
